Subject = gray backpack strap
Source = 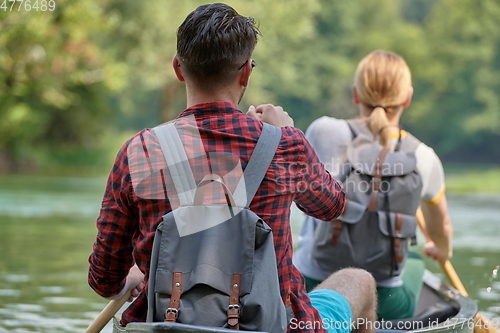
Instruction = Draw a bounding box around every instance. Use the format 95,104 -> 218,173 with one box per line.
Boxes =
242,123 -> 282,208
346,119 -> 422,154
399,132 -> 421,153
346,118 -> 372,138
153,123 -> 197,206
337,119 -> 368,183
146,222 -> 162,322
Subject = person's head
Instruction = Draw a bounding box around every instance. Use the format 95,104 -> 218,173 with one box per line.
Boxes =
352,50 -> 413,147
175,3 -> 259,94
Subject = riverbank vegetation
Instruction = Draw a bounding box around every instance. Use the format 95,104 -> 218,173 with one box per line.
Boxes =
4,130 -> 499,194
1,0 -> 499,173
445,166 -> 500,194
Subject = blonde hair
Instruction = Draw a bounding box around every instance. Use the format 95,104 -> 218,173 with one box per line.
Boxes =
353,50 -> 412,147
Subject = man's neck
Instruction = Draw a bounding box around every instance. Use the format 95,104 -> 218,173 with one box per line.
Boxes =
186,86 -> 241,108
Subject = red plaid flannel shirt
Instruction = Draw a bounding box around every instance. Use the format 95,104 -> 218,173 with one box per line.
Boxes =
88,102 -> 345,332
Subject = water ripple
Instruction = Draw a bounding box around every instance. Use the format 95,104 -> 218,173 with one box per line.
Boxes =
0,289 -> 21,297
0,190 -> 101,218
448,193 -> 500,251
42,297 -> 85,304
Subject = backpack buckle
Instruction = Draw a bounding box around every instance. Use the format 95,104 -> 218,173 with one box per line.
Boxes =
166,308 -> 179,318
227,304 -> 240,329
228,304 -> 240,313
371,177 -> 382,192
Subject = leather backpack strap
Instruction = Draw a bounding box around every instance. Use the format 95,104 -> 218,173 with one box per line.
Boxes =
330,200 -> 349,245
368,147 -> 390,212
227,273 -> 241,330
329,220 -> 344,246
393,213 -> 404,264
165,272 -> 183,322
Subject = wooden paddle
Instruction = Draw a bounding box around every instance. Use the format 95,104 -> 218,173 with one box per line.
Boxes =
416,209 -> 497,333
83,290 -> 131,333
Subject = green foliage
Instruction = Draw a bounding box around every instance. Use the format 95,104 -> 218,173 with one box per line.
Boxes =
0,0 -> 124,169
445,165 -> 500,193
1,0 -> 500,170
408,0 -> 500,160
269,0 -> 434,130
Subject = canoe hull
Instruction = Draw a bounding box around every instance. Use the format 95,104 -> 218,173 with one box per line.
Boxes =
113,270 -> 476,333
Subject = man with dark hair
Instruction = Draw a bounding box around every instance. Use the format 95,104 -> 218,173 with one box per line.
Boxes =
88,3 -> 376,333
176,3 -> 258,90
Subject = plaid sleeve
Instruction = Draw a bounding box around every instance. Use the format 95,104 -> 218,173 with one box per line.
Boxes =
293,131 -> 345,221
88,138 -> 138,298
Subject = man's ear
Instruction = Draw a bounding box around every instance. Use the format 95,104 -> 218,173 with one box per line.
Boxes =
402,86 -> 414,108
172,55 -> 185,82
351,86 -> 360,105
239,59 -> 252,88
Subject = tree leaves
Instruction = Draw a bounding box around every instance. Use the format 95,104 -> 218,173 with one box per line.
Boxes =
1,0 -> 500,169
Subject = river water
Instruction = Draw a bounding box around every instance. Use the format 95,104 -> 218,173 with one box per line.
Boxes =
0,174 -> 499,332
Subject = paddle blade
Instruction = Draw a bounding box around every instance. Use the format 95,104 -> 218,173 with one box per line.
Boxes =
473,312 -> 499,333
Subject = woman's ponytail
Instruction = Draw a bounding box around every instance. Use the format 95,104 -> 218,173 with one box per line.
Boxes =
353,50 -> 411,149
367,106 -> 391,148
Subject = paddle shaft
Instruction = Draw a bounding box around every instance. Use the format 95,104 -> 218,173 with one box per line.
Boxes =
84,291 -> 130,333
415,209 -> 468,295
416,209 -> 498,333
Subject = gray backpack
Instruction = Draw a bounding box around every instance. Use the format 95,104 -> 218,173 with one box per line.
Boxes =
146,122 -> 288,333
311,119 -> 422,281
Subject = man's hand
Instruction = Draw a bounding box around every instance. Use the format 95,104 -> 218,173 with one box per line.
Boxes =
247,104 -> 294,127
107,264 -> 145,302
125,264 -> 145,302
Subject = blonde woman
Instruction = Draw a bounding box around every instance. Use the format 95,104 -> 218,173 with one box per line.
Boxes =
293,50 -> 453,320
